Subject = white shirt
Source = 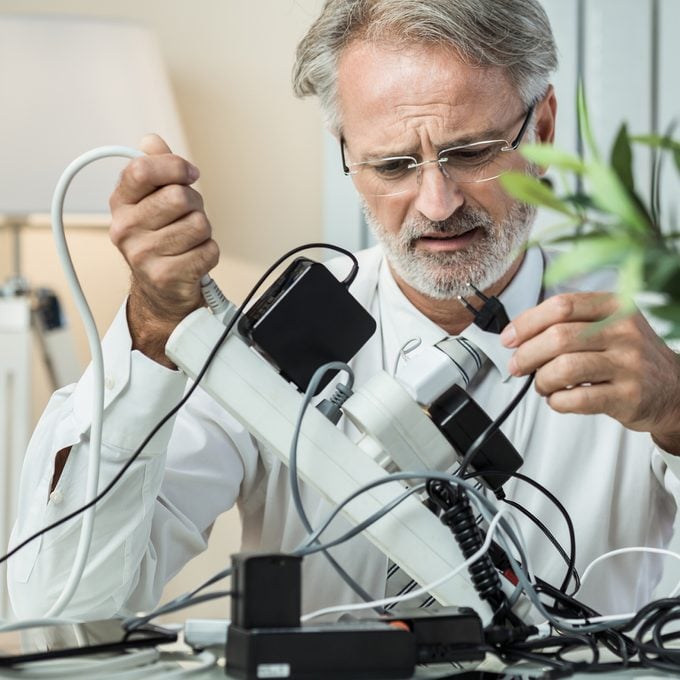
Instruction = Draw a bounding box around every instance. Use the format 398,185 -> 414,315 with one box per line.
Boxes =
8,246 -> 680,620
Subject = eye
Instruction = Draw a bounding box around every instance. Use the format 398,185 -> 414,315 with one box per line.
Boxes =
366,156 -> 414,179
443,143 -> 502,167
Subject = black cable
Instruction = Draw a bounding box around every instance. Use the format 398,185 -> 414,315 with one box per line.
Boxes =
0,242 -> 358,567
457,373 -> 535,479
464,468 -> 580,596
425,478 -> 524,628
503,498 -> 574,588
533,580 -> 637,661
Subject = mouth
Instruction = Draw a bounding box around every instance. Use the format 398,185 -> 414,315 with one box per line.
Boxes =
415,227 -> 482,251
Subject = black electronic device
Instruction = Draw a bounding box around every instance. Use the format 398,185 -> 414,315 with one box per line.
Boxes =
429,385 -> 523,492
238,257 -> 376,394
226,621 -> 415,680
225,553 -> 489,679
231,552 -> 301,630
0,619 -> 177,666
394,607 -> 485,665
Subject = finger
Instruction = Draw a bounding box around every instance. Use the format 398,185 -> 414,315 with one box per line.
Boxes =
509,321 -> 608,376
533,350 -> 613,397
147,211 -> 213,259
122,184 -> 205,235
136,238 -> 220,300
501,292 -> 620,348
546,379 -> 643,425
117,210 -> 212,272
546,382 -> 615,416
111,150 -> 200,209
140,133 -> 172,155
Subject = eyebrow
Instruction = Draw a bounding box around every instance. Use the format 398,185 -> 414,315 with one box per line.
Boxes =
361,125 -> 510,160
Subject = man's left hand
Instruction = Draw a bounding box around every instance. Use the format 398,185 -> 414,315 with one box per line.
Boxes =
500,292 -> 680,455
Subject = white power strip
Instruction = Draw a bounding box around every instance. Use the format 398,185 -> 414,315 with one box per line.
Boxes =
166,308 -> 494,623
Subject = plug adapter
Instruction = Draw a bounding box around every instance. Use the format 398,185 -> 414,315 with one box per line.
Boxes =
238,257 -> 376,394
429,385 -> 522,492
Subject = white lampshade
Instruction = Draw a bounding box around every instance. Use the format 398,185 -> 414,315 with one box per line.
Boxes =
0,15 -> 190,220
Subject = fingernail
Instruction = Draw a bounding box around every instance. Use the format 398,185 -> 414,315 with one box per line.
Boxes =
188,164 -> 200,181
508,355 -> 521,376
500,323 -> 517,347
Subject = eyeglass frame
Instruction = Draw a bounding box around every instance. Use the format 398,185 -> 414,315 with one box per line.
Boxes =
339,102 -> 536,191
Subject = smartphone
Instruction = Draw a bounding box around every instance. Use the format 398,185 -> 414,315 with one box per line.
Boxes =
0,618 -> 177,666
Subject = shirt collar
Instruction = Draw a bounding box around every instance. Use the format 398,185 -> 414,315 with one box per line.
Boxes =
377,246 -> 545,381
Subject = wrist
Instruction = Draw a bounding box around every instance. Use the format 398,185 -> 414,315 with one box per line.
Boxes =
127,286 -> 197,367
652,430 -> 680,456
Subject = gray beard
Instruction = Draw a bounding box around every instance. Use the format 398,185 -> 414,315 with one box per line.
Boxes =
361,198 -> 536,300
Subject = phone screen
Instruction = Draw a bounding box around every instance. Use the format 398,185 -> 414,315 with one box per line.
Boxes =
0,619 -> 177,666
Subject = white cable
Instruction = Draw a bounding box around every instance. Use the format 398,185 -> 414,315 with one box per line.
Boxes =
46,146 -> 143,617
543,545 -> 680,628
0,617 -> 79,634
300,507 -> 509,622
579,545 -> 680,595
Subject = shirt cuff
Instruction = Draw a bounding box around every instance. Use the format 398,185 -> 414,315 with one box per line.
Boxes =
659,447 -> 680,479
72,301 -> 188,457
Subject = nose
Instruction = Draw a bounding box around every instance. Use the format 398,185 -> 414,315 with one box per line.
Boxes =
413,162 -> 464,222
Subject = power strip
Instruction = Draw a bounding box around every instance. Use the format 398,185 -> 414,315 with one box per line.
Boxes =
166,308 -> 493,622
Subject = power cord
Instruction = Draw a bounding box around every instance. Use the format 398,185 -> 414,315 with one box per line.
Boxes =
0,140 -> 360,619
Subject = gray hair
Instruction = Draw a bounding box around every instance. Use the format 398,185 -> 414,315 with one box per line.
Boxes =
292,0 -> 558,134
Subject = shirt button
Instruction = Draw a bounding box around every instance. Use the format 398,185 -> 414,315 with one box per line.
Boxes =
49,490 -> 64,505
105,375 -> 115,390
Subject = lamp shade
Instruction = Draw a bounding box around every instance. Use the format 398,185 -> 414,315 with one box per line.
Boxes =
0,15 -> 190,218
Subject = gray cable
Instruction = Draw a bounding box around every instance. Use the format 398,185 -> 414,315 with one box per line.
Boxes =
287,361 -> 386,611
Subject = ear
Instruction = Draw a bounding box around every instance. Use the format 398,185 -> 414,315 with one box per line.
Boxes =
535,84 -> 557,145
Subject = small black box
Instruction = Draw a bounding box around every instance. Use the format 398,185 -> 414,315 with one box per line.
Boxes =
238,258 -> 376,394
231,553 -> 301,630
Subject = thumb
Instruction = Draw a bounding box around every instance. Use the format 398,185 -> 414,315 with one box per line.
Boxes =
139,133 -> 172,155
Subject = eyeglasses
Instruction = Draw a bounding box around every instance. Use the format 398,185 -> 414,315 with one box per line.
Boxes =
340,104 -> 535,197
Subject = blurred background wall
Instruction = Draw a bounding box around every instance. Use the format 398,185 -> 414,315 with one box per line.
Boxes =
0,0 -> 325,620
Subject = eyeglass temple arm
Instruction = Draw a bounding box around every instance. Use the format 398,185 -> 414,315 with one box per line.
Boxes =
509,103 -> 536,150
339,136 -> 351,174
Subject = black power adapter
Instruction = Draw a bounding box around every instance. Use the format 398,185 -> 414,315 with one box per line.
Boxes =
429,385 -> 523,492
238,257 -> 376,394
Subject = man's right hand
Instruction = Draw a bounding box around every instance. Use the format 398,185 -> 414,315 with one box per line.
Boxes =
109,134 -> 219,367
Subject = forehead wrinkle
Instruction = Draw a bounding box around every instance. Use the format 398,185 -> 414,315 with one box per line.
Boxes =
338,41 -> 521,158
370,99 -> 513,158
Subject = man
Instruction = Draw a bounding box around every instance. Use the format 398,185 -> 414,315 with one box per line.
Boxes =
9,0 -> 680,621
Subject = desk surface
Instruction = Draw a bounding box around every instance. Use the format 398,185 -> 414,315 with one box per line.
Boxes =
0,630 -> 672,679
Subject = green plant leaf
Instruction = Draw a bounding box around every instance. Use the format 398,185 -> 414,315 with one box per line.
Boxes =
543,236 -> 633,286
500,172 -> 578,217
610,123 -> 635,193
648,302 -> 680,324
631,133 -> 680,174
520,143 -> 586,172
617,251 -> 645,304
586,162 -> 650,234
644,251 -> 680,292
577,82 -> 600,161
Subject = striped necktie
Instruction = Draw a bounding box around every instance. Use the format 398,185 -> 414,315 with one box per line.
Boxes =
434,336 -> 485,387
385,335 -> 488,612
